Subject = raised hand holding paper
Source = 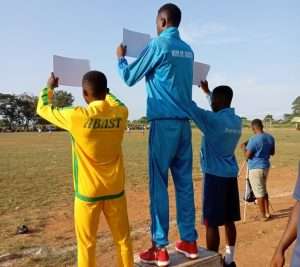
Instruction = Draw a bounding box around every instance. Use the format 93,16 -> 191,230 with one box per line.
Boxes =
53,55 -> 90,87
47,72 -> 59,89
123,28 -> 151,58
193,62 -> 210,86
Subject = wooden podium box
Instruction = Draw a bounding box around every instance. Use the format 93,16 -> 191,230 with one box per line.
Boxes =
135,247 -> 223,267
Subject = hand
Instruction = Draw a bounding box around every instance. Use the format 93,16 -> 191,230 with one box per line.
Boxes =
199,80 -> 210,95
116,44 -> 127,58
240,141 -> 248,150
270,250 -> 285,267
47,72 -> 59,89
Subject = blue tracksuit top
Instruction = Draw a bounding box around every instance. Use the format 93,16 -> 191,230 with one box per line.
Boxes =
118,27 -> 194,121
189,100 -> 242,177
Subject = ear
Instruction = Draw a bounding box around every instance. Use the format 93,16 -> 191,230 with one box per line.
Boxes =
83,89 -> 88,97
161,17 -> 167,28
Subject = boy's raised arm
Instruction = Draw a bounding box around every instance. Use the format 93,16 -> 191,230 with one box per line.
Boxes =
36,73 -> 75,131
116,41 -> 161,87
200,80 -> 212,106
188,80 -> 214,133
189,101 -> 212,134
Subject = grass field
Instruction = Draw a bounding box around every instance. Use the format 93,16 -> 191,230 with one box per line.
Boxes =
0,128 -> 299,266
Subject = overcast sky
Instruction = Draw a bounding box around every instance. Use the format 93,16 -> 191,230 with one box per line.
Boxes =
1,0 -> 299,119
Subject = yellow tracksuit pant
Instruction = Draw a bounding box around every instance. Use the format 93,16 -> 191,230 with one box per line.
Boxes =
74,196 -> 134,267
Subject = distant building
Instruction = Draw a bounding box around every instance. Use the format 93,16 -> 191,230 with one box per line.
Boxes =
291,117 -> 300,130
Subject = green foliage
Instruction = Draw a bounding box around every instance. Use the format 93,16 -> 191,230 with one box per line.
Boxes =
292,96 -> 300,115
131,116 -> 148,125
264,114 -> 274,121
0,119 -> 7,127
0,90 -> 74,130
52,90 -> 74,108
283,113 -> 293,122
241,117 -> 250,127
18,94 -> 39,129
0,93 -> 33,130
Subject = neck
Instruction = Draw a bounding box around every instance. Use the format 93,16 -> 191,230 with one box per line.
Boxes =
166,24 -> 176,28
215,105 -> 230,112
88,96 -> 105,104
160,25 -> 177,34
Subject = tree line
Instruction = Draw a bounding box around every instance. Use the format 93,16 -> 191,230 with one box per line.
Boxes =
0,91 -> 74,131
0,92 -> 299,131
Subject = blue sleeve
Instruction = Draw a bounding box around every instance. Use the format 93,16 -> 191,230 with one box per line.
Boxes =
118,41 -> 161,87
293,163 -> 300,200
189,101 -> 214,134
246,137 -> 256,153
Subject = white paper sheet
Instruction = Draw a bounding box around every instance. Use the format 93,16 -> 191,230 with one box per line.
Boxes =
193,62 -> 210,86
123,28 -> 151,58
53,55 -> 91,87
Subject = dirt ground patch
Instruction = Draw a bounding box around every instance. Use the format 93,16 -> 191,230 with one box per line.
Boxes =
93,166 -> 298,267
11,167 -> 296,267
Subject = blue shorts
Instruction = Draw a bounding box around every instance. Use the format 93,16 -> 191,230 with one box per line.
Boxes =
203,173 -> 241,227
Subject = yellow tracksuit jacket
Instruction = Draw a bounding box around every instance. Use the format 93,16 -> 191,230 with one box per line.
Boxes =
37,87 -> 133,267
37,87 -> 127,201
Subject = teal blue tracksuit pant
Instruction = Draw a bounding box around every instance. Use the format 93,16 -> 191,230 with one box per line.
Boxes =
149,119 -> 198,247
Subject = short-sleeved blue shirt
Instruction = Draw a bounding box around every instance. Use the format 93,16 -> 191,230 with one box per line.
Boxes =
291,162 -> 300,267
246,133 -> 275,170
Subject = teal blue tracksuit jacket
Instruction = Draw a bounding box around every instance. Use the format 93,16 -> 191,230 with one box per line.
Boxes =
118,27 -> 197,246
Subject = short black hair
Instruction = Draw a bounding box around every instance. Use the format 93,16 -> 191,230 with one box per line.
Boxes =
212,85 -> 233,106
82,71 -> 107,97
158,3 -> 181,27
251,119 -> 264,130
